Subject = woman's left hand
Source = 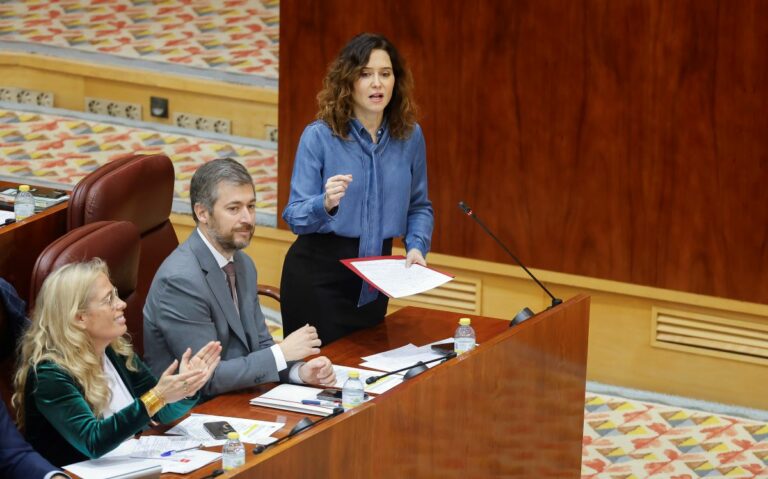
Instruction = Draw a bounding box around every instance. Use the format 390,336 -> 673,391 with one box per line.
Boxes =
405,249 -> 427,268
179,341 -> 222,391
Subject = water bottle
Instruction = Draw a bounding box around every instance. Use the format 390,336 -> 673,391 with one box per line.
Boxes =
454,317 -> 476,355
14,184 -> 35,221
221,431 -> 245,470
341,370 -> 364,411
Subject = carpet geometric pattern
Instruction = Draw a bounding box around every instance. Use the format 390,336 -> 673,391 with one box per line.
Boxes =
583,393 -> 768,478
0,107 -> 277,220
0,0 -> 279,80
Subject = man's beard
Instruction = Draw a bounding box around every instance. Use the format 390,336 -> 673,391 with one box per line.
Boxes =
208,218 -> 253,252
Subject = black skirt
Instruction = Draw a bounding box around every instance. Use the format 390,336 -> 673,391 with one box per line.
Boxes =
280,233 -> 393,345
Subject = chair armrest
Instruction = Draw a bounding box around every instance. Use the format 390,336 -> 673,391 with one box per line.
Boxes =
257,284 -> 281,302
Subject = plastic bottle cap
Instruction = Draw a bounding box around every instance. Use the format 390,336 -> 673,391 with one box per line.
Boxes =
19,185 -> 30,192
348,370 -> 360,378
459,317 -> 471,326
227,432 -> 239,440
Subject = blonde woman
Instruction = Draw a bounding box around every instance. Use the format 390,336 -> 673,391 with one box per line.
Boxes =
12,259 -> 221,467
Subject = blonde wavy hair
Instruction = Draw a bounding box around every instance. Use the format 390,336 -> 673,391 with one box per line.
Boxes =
317,32 -> 417,140
12,258 -> 137,427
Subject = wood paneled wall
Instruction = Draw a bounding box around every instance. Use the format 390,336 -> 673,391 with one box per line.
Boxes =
278,0 -> 768,305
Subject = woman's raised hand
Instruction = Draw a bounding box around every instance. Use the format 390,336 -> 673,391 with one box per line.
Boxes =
180,341 -> 222,377
323,174 -> 353,212
156,341 -> 221,403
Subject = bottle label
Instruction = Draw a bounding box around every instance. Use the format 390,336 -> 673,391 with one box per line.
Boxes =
454,338 -> 475,355
342,392 -> 364,410
222,450 -> 245,470
14,203 -> 34,220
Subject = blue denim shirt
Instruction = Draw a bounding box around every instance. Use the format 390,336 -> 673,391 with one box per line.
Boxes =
283,119 -> 434,305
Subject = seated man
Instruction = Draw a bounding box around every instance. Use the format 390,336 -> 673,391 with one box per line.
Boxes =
1,401 -> 68,479
144,158 -> 335,397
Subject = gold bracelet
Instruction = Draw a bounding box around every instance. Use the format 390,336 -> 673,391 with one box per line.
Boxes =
140,388 -> 166,417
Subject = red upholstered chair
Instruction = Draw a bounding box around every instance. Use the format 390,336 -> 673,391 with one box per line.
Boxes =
66,154 -> 183,353
67,153 -> 178,310
67,153 -> 280,309
30,221 -> 143,351
65,154 -> 280,354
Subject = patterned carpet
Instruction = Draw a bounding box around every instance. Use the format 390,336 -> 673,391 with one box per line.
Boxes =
0,105 -> 278,224
583,393 -> 768,478
0,0 -> 279,82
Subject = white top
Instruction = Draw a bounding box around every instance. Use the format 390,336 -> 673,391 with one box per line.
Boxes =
102,353 -> 134,418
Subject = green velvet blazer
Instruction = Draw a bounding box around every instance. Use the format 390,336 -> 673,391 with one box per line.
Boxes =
23,347 -> 198,467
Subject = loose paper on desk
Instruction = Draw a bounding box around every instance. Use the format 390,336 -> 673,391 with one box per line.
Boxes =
129,436 -> 202,459
64,438 -> 220,478
341,255 -> 454,298
165,413 -> 283,446
332,364 -> 403,395
250,384 -> 336,416
359,342 -> 447,373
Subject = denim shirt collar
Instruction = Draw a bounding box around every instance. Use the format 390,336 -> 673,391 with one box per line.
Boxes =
349,118 -> 389,150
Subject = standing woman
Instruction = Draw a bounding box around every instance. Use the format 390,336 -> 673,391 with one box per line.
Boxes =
281,33 -> 434,344
12,259 -> 221,467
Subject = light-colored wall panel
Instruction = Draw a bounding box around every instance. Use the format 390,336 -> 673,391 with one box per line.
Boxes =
0,52 -> 277,139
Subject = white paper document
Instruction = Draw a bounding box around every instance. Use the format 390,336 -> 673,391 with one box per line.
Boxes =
165,413 -> 284,446
64,441 -> 160,479
359,342 -> 448,373
331,364 -> 403,395
341,256 -> 453,298
250,384 -> 336,416
64,438 -> 220,478
129,436 -> 202,459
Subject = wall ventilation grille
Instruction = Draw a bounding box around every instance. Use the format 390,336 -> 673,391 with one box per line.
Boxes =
392,277 -> 480,314
653,308 -> 768,364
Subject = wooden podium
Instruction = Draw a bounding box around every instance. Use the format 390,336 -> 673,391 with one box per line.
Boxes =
185,294 -> 590,478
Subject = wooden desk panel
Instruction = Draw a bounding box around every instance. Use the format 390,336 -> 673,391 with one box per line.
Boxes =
174,394 -> 374,479
187,298 -> 589,478
0,181 -> 68,304
368,298 -> 590,478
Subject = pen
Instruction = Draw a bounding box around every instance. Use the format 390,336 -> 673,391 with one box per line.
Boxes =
160,445 -> 201,457
301,399 -> 338,407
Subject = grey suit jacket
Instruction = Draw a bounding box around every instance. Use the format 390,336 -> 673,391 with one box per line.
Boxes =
143,229 -> 289,397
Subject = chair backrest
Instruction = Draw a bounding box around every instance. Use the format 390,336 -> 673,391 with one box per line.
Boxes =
30,221 -> 143,352
67,153 -> 179,339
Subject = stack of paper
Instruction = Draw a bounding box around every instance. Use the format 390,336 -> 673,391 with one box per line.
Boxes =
165,413 -> 283,446
359,343 -> 446,372
64,438 -> 220,479
129,436 -> 202,459
250,384 -> 335,416
0,187 -> 69,209
332,365 -> 403,395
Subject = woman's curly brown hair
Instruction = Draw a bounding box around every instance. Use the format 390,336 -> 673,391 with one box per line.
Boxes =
317,33 -> 417,140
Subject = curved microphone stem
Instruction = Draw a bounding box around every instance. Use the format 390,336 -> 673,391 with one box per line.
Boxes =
458,201 -> 562,308
365,352 -> 457,385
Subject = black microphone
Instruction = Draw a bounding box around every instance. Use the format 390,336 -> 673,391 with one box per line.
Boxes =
458,201 -> 562,325
365,352 -> 457,385
252,406 -> 344,454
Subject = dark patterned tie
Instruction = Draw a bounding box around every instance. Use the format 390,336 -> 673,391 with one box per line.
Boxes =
222,262 -> 239,314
